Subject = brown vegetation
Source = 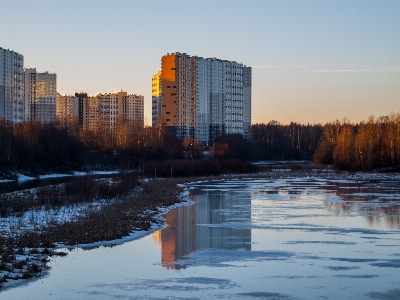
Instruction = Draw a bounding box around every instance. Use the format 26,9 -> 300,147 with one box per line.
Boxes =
314,114 -> 400,170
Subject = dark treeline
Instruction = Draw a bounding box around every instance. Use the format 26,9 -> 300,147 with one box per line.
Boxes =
0,120 -> 84,176
0,120 -> 256,177
2,112 -> 400,176
252,121 -> 323,160
314,114 -> 400,171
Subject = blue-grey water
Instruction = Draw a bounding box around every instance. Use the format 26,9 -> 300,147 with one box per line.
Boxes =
3,177 -> 400,299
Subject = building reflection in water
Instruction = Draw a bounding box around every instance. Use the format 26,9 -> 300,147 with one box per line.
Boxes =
152,204 -> 196,269
152,187 -> 251,269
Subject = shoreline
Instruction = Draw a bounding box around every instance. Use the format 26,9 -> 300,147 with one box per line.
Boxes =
1,170 -> 400,291
0,178 -> 194,291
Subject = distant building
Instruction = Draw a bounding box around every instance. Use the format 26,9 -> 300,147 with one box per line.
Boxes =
152,70 -> 162,126
121,92 -> 144,127
82,96 -> 100,131
154,52 -> 251,144
0,48 -> 24,123
75,92 -> 88,128
243,66 -> 252,139
24,67 -> 57,123
56,93 -> 79,127
82,90 -> 144,131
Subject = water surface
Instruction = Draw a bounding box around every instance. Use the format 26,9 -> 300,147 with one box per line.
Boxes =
3,177 -> 400,299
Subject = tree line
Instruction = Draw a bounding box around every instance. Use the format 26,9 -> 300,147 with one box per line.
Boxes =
251,121 -> 323,160
1,112 -> 400,176
313,113 -> 400,170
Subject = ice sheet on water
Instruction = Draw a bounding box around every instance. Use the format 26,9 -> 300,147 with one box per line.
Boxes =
39,174 -> 72,179
0,179 -> 13,183
285,240 -> 357,245
17,173 -> 35,181
178,249 -> 295,268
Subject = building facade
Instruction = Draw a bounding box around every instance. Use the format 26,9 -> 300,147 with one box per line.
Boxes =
24,67 -> 57,123
243,66 -> 252,139
82,96 -> 100,131
56,93 -> 79,127
151,70 -> 162,126
153,52 -> 251,144
82,90 -> 144,131
0,48 -> 24,123
122,93 -> 144,127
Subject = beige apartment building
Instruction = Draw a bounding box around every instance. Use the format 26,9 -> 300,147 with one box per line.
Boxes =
82,96 -> 100,131
81,90 -> 143,131
56,93 -> 79,127
24,67 -> 57,123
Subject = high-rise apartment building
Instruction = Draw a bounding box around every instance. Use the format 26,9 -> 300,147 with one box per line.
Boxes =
75,92 -> 88,128
0,48 -> 24,123
243,66 -> 252,139
56,93 -> 79,127
122,92 -> 144,127
24,67 -> 57,123
82,96 -> 100,131
152,71 -> 162,126
82,90 -> 144,131
153,52 -> 251,144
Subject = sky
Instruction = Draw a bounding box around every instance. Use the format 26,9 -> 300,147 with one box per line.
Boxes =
0,0 -> 399,125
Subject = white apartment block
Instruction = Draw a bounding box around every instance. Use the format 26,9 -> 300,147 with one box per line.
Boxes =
24,67 -> 57,123
243,66 -> 252,139
0,48 -> 24,123
122,93 -> 144,127
157,52 -> 251,144
97,92 -> 119,129
56,93 -> 79,126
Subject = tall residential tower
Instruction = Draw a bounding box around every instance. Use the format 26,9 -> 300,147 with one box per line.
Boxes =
152,70 -> 162,126
0,48 -> 24,123
24,67 -> 57,123
153,52 -> 251,144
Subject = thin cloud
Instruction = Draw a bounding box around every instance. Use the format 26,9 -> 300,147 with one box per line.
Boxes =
382,67 -> 400,72
313,67 -> 400,73
252,65 -> 307,68
313,69 -> 373,73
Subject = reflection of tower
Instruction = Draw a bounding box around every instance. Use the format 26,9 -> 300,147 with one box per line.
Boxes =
153,204 -> 196,269
152,184 -> 252,269
195,190 -> 251,251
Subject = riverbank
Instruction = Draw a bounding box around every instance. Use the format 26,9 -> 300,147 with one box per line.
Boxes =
1,168 -> 400,290
0,175 -> 192,289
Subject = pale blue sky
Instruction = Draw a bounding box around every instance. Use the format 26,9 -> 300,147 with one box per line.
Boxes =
1,0 -> 399,125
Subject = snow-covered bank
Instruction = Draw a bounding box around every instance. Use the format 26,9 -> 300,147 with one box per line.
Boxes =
0,177 -> 192,290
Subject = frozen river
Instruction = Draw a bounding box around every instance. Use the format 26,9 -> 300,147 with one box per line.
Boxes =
3,177 -> 400,299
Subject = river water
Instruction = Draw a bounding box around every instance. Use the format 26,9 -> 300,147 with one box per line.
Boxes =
3,177 -> 400,299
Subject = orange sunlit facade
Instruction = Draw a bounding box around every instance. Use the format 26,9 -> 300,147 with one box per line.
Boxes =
161,54 -> 178,128
152,205 -> 196,269
153,52 -> 251,144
